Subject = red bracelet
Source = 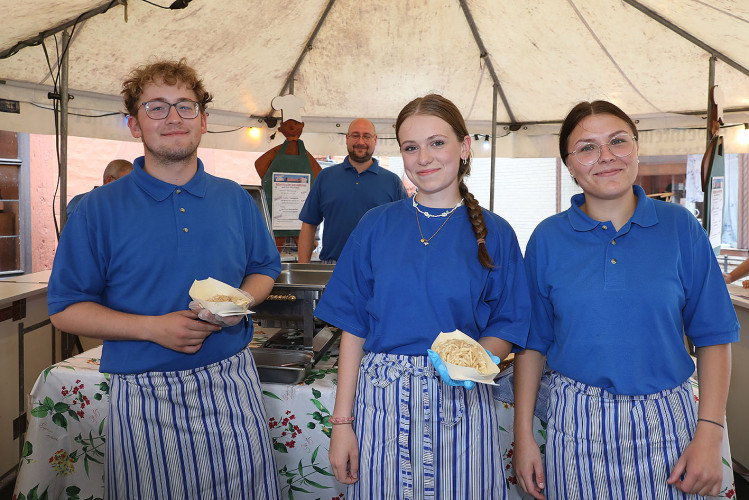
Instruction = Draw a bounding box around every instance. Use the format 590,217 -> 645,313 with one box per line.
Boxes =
329,416 -> 355,425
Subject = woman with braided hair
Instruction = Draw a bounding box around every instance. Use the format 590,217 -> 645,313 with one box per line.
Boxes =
313,94 -> 531,498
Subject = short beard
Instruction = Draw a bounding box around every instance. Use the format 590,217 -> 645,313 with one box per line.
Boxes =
143,141 -> 198,164
348,149 -> 373,164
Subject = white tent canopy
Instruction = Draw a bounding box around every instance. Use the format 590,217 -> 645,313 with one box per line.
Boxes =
1,0 -> 749,157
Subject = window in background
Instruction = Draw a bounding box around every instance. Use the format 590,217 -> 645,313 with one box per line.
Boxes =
388,153 -> 749,256
490,157 -> 566,253
721,154 -> 739,249
639,153 -> 745,251
0,131 -> 22,274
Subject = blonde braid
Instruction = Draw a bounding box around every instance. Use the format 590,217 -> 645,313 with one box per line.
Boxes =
459,180 -> 494,268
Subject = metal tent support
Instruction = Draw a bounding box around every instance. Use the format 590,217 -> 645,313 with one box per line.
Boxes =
277,0 -> 337,100
458,0 -> 517,212
490,85 -> 498,211
623,0 -> 749,79
59,30 -> 70,231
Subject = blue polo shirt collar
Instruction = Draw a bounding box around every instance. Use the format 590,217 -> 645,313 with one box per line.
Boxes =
342,156 -> 381,174
131,156 -> 208,201
567,184 -> 658,232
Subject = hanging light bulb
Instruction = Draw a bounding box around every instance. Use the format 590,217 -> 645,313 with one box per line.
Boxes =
482,135 -> 491,151
737,123 -> 749,145
248,127 -> 261,139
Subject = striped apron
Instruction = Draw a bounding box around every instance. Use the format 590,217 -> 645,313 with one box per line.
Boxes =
105,347 -> 280,500
348,352 -> 507,500
545,372 -> 703,500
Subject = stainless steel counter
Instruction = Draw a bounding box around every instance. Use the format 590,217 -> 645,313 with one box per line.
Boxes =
252,263 -> 336,357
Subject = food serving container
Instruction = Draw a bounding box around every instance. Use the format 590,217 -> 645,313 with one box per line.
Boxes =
252,263 -> 338,362
250,348 -> 313,384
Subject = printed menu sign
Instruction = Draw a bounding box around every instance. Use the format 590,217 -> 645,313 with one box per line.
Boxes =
271,172 -> 311,231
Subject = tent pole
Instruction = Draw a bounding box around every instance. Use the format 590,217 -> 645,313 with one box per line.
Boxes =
490,84 -> 497,212
702,56 -> 716,232
458,0 -> 516,124
60,30 -> 70,232
59,30 -> 81,359
707,57 -> 716,150
278,0 -> 336,98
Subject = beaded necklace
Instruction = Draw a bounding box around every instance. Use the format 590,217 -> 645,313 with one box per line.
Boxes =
412,196 -> 463,218
413,196 -> 463,246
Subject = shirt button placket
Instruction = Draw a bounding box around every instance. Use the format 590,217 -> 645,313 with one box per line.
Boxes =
176,189 -> 188,234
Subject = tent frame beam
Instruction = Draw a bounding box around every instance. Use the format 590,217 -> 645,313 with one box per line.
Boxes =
458,0 -> 514,212
623,0 -> 749,79
458,0 -> 516,125
277,0 -> 337,101
0,0 -> 122,60
490,105 -> 749,128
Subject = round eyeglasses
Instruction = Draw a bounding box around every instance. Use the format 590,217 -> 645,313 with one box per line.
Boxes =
567,134 -> 638,166
139,100 -> 200,120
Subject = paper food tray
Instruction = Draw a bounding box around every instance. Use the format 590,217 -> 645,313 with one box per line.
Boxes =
431,330 -> 500,385
189,277 -> 253,316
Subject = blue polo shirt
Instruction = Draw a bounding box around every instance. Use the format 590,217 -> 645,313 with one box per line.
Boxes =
524,185 -> 739,395
48,157 -> 281,374
66,191 -> 88,217
298,157 -> 407,261
314,197 -> 531,354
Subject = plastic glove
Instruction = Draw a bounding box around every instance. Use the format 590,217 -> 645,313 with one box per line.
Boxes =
485,350 -> 501,365
427,349 -> 476,389
427,348 -> 502,390
188,289 -> 254,328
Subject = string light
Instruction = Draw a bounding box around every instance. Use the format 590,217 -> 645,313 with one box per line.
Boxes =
248,127 -> 261,139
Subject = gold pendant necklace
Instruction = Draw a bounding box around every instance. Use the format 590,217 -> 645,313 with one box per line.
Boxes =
415,205 -> 457,246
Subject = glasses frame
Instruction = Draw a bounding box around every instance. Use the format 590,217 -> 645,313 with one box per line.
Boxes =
347,132 -> 375,141
139,100 -> 201,120
567,134 -> 638,166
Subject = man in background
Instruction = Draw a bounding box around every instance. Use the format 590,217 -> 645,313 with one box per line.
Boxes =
66,159 -> 133,217
297,118 -> 407,263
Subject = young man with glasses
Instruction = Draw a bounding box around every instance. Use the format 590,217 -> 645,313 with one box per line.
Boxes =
48,59 -> 282,499
298,118 -> 408,263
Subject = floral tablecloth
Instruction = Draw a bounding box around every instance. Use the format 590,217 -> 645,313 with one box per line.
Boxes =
14,347 -> 736,500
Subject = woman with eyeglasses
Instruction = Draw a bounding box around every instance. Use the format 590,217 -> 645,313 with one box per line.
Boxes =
512,100 -> 739,499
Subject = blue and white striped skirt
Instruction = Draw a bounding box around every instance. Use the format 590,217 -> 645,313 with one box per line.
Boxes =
348,352 -> 507,500
105,347 -> 280,500
545,372 -> 703,500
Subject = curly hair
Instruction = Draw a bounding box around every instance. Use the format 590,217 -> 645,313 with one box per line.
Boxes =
395,94 -> 494,269
121,58 -> 213,117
